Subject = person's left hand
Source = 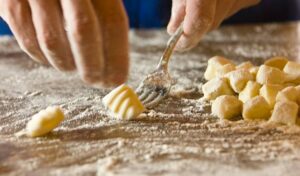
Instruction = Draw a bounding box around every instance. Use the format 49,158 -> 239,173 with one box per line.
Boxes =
167,0 -> 260,51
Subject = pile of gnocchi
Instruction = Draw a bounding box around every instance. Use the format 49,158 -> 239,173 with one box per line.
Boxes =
203,56 -> 300,126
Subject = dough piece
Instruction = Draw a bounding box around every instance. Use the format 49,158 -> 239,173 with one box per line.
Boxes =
256,65 -> 285,85
270,101 -> 298,126
212,95 -> 242,120
215,64 -> 236,78
264,56 -> 288,70
102,84 -> 145,120
236,61 -> 254,70
202,77 -> 235,100
259,84 -> 284,108
238,81 -> 261,103
276,86 -> 298,103
249,66 -> 259,79
226,69 -> 254,93
204,56 -> 235,80
243,96 -> 271,120
26,106 -> 64,137
283,61 -> 300,77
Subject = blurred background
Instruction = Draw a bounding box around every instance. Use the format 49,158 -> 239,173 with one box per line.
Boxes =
1,0 -> 300,35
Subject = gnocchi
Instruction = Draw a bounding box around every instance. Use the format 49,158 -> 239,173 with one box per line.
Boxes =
276,86 -> 298,103
226,69 -> 254,93
236,61 -> 254,70
204,56 -> 235,80
238,81 -> 261,103
264,56 -> 288,70
242,96 -> 271,120
212,95 -> 242,120
283,61 -> 300,77
202,77 -> 235,100
256,65 -> 285,85
259,84 -> 284,108
270,101 -> 298,126
26,106 -> 64,137
102,84 -> 145,120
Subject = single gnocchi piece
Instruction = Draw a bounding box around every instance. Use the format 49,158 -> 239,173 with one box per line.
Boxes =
212,95 -> 242,120
283,61 -> 300,77
256,65 -> 285,85
269,101 -> 298,126
238,81 -> 261,103
242,96 -> 271,120
215,63 -> 236,78
259,84 -> 284,108
276,86 -> 298,103
204,56 -> 235,80
236,61 -> 254,70
102,84 -> 145,120
202,77 -> 235,100
264,56 -> 288,70
226,69 -> 254,93
26,106 -> 64,137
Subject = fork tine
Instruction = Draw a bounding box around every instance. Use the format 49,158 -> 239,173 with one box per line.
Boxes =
138,88 -> 152,101
142,91 -> 159,104
144,94 -> 165,108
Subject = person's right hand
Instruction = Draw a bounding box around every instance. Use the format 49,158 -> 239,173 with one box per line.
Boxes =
0,0 -> 129,88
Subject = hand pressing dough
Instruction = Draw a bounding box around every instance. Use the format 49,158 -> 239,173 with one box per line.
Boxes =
259,84 -> 284,108
212,95 -> 242,120
270,101 -> 298,126
243,96 -> 271,120
102,84 -> 145,120
204,56 -> 235,80
202,77 -> 235,100
276,86 -> 299,103
256,65 -> 285,85
264,56 -> 288,70
238,81 -> 261,103
226,69 -> 254,93
26,106 -> 64,137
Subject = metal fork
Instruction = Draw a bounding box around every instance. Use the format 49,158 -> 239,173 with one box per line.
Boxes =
136,24 -> 184,108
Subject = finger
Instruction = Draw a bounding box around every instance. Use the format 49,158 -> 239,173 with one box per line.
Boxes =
176,0 -> 217,51
60,0 -> 104,86
226,0 -> 260,18
210,0 -> 236,31
0,0 -> 48,64
28,0 -> 75,71
167,0 -> 186,35
92,0 -> 129,87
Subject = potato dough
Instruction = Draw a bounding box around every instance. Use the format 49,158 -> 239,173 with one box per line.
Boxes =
239,81 -> 261,103
102,84 -> 145,120
236,61 -> 254,70
264,56 -> 288,70
283,61 -> 300,77
212,95 -> 242,120
276,86 -> 298,103
226,69 -> 254,93
259,84 -> 284,108
202,77 -> 235,100
204,56 -> 235,80
270,101 -> 298,126
243,96 -> 271,120
256,65 -> 285,85
216,64 -> 236,78
26,106 -> 64,137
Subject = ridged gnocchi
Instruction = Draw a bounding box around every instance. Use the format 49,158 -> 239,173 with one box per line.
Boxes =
26,106 -> 64,137
102,84 -> 145,120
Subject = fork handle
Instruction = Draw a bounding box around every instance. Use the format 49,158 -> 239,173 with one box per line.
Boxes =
157,23 -> 184,70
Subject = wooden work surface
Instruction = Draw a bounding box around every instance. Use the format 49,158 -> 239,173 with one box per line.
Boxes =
0,23 -> 300,176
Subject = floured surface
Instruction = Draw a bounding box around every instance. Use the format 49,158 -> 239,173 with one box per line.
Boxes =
1,23 -> 300,176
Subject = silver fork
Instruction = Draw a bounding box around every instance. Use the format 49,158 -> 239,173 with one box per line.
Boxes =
136,24 -> 184,108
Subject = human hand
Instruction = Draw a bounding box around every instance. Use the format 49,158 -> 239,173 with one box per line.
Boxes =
0,0 -> 129,87
167,0 -> 260,51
